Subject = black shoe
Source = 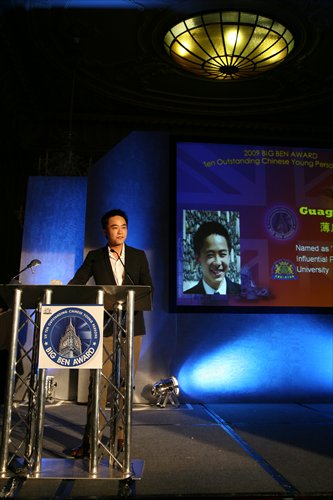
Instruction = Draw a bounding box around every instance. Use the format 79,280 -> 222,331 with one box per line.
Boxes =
66,444 -> 90,459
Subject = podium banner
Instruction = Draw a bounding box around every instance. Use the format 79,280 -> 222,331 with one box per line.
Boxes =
39,304 -> 104,369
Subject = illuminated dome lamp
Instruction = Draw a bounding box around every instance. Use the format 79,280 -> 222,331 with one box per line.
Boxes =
151,376 -> 180,408
164,11 -> 295,81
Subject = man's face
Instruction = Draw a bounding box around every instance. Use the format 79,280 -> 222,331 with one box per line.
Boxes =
197,233 -> 230,289
104,215 -> 128,247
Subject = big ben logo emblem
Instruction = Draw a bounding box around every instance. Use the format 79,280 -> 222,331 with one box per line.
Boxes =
39,305 -> 103,369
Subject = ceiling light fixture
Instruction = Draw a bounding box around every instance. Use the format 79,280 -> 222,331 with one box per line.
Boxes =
164,11 -> 294,81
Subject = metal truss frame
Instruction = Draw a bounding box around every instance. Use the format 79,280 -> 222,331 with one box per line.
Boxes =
0,284 -> 151,496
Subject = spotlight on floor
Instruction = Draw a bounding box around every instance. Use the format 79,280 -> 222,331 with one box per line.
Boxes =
151,376 -> 180,408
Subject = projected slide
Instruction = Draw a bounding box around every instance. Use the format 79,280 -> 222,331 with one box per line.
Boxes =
176,141 -> 333,308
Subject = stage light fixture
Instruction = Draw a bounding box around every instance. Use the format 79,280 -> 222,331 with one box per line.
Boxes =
164,11 -> 294,80
151,376 -> 180,408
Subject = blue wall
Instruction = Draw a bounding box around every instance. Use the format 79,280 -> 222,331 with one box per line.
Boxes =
21,176 -> 87,285
176,312 -> 333,402
21,132 -> 333,403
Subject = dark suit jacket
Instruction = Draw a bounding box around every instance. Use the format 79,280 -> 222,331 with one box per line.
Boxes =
68,244 -> 153,335
184,277 -> 241,295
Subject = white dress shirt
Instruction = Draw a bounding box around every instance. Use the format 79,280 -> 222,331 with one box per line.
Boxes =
108,246 -> 125,285
202,278 -> 227,295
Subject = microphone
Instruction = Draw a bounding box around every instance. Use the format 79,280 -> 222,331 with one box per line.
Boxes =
110,249 -> 135,285
9,259 -> 42,284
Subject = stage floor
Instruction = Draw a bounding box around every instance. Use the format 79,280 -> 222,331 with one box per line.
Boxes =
1,401 -> 332,499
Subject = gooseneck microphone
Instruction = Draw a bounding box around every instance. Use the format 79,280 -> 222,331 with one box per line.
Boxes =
9,259 -> 42,284
110,249 -> 135,285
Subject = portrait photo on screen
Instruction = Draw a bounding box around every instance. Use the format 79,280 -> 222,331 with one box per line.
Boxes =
182,210 -> 241,301
175,140 -> 333,309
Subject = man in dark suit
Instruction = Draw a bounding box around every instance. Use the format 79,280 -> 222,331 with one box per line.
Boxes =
184,221 -> 241,295
67,208 -> 153,458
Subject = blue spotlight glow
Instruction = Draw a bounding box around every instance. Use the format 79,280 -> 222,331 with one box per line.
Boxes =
177,314 -> 333,401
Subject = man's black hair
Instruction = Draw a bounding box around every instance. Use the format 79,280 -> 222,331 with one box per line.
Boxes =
193,221 -> 232,255
101,209 -> 128,229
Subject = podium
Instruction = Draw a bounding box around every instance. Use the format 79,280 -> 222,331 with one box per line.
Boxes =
0,284 -> 152,495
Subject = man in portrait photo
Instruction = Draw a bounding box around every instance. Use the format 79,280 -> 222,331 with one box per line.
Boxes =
183,211 -> 241,296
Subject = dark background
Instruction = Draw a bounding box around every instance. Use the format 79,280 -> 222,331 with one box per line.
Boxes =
1,0 -> 333,283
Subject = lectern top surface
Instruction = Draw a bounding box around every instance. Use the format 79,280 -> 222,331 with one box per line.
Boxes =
0,284 -> 152,311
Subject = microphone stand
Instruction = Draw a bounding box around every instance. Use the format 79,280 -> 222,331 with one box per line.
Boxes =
9,259 -> 42,284
110,249 -> 135,285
